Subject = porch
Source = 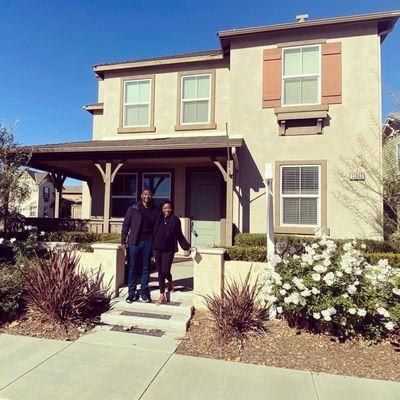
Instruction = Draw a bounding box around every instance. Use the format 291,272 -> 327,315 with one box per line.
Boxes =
23,136 -> 243,246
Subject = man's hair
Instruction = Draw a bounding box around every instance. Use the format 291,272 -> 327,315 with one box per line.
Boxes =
142,188 -> 153,195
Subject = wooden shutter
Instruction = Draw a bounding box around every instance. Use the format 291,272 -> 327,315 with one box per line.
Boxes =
321,42 -> 342,104
262,48 -> 282,108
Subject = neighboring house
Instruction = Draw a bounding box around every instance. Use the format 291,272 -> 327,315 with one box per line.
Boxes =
23,11 -> 400,244
19,170 -> 55,218
383,113 -> 400,172
63,186 -> 83,219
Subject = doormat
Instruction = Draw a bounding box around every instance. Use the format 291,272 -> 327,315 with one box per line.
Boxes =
110,325 -> 165,337
120,310 -> 172,320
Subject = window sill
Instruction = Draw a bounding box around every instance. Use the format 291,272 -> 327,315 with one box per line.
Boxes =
274,105 -> 329,136
275,226 -> 330,235
118,126 -> 156,134
174,122 -> 217,131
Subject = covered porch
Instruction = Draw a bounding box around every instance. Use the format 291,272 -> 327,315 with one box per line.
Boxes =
24,136 -> 242,246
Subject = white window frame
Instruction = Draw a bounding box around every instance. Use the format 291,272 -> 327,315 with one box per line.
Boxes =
142,172 -> 172,199
180,73 -> 212,125
111,172 -> 138,202
280,164 -> 321,227
123,79 -> 152,128
282,44 -> 321,107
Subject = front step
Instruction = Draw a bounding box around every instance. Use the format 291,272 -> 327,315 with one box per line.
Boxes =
118,286 -> 193,303
110,297 -> 194,317
101,308 -> 189,335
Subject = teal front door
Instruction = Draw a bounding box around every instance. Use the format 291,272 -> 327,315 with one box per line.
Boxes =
189,171 -> 221,247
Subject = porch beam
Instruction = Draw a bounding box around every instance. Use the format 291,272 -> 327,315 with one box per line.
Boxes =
211,158 -> 228,182
94,161 -> 125,233
50,173 -> 66,218
225,160 -> 234,246
231,147 -> 240,171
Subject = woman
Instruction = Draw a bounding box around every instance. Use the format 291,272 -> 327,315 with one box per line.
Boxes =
152,201 -> 194,305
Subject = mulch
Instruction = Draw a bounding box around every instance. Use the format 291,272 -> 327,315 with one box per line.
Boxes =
176,311 -> 400,382
0,311 -> 97,341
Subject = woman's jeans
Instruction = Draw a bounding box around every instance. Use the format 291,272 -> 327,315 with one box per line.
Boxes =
128,240 -> 152,298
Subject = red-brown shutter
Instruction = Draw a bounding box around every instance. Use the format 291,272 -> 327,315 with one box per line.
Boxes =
262,48 -> 282,108
321,42 -> 342,104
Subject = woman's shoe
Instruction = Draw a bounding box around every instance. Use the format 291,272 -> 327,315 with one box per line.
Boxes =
167,282 -> 174,293
155,294 -> 166,305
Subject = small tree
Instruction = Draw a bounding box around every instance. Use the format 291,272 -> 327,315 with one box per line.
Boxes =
0,122 -> 32,232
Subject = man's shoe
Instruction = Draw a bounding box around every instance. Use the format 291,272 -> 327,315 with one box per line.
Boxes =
126,293 -> 139,303
140,295 -> 152,303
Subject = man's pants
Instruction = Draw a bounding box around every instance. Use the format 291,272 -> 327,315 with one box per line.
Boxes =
128,240 -> 152,298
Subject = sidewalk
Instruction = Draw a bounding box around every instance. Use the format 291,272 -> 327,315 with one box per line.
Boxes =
1,331 -> 399,400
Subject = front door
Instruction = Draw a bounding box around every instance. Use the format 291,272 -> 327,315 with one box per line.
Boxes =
189,171 -> 221,247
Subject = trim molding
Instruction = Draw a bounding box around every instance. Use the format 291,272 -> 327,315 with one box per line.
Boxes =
277,39 -> 326,48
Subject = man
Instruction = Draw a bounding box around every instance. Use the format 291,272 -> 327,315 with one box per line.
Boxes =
121,188 -> 160,303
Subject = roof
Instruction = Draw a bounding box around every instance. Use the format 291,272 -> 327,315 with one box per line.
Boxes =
383,112 -> 400,138
93,49 -> 224,78
218,10 -> 400,52
92,10 -> 399,77
24,136 -> 243,155
63,185 -> 83,194
27,169 -> 49,185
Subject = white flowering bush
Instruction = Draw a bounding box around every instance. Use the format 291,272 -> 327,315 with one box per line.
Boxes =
263,230 -> 400,341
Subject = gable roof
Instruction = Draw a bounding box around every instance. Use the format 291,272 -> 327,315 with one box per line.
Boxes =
93,10 -> 399,77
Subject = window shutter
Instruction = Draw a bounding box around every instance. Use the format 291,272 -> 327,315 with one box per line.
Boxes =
321,42 -> 342,104
262,48 -> 282,108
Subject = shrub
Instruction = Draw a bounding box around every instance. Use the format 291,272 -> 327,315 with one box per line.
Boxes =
203,272 -> 269,346
364,253 -> 400,268
225,246 -> 267,262
46,231 -> 120,244
263,232 -> 400,342
0,264 -> 24,317
24,251 -> 110,325
234,233 -> 399,258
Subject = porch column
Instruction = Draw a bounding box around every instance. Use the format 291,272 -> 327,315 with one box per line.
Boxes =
50,173 -> 66,218
95,161 -> 124,233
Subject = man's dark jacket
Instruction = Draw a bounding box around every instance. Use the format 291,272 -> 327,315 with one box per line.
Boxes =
121,202 -> 159,246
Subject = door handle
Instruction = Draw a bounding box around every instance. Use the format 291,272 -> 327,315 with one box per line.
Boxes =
190,218 -> 198,237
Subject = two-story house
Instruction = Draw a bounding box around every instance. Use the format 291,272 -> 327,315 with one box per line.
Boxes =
24,11 -> 400,245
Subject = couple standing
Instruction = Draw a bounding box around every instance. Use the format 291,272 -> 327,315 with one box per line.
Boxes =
121,188 -> 194,305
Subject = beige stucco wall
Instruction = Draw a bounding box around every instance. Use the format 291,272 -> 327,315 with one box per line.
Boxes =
92,60 -> 230,140
229,24 -> 383,239
84,23 -> 384,240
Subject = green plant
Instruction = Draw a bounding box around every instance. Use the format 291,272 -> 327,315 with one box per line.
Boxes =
46,231 -> 120,244
0,264 -> 24,317
203,272 -> 269,346
24,251 -> 110,326
225,246 -> 267,262
363,253 -> 400,268
264,232 -> 400,342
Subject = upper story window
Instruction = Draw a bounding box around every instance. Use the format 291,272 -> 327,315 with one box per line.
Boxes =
282,45 -> 320,106
280,164 -> 320,226
180,73 -> 211,125
123,78 -> 152,128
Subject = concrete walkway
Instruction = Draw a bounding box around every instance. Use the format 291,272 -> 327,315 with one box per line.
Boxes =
1,332 -> 399,400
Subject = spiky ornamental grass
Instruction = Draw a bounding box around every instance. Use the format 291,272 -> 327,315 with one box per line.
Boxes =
24,251 -> 110,327
203,272 -> 269,347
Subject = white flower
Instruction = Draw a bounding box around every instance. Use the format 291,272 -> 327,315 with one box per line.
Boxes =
348,308 -> 357,315
312,273 -> 321,282
314,229 -> 322,238
343,242 -> 352,251
360,243 -> 366,250
311,287 -> 320,295
385,321 -> 395,331
357,308 -> 366,317
342,293 -> 349,299
312,243 -> 319,249
313,312 -> 321,320
335,271 -> 343,278
347,285 -> 357,295
282,283 -> 291,290
322,272 -> 335,286
265,295 -> 278,304
377,307 -> 390,318
280,289 -> 287,296
10,238 -> 16,243
323,315 -> 332,321
392,288 -> 400,296
276,306 -> 283,314
313,265 -> 328,273
323,259 -> 331,267
300,289 -> 311,297
40,231 -> 45,236
292,277 -> 307,291
0,238 -> 3,244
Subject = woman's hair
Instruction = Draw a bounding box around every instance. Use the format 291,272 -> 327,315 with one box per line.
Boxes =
161,200 -> 173,210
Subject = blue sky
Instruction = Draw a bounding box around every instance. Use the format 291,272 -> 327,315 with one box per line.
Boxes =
1,0 -> 399,160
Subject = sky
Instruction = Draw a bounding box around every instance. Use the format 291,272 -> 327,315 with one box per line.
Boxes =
1,0 -> 400,184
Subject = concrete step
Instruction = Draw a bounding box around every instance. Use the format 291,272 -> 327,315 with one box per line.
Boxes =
110,297 -> 194,317
101,308 -> 190,335
118,286 -> 193,303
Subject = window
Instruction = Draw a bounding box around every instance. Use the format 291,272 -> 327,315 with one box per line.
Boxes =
282,45 -> 320,106
43,186 -> 50,202
29,205 -> 37,217
180,74 -> 211,124
43,206 -> 49,218
111,173 -> 138,218
280,165 -> 320,226
142,173 -> 171,208
123,79 -> 151,127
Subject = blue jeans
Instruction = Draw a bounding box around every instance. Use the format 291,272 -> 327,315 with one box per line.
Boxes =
128,241 -> 152,298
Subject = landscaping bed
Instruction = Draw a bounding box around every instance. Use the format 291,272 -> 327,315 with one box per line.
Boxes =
176,311 -> 400,382
0,311 -> 97,341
